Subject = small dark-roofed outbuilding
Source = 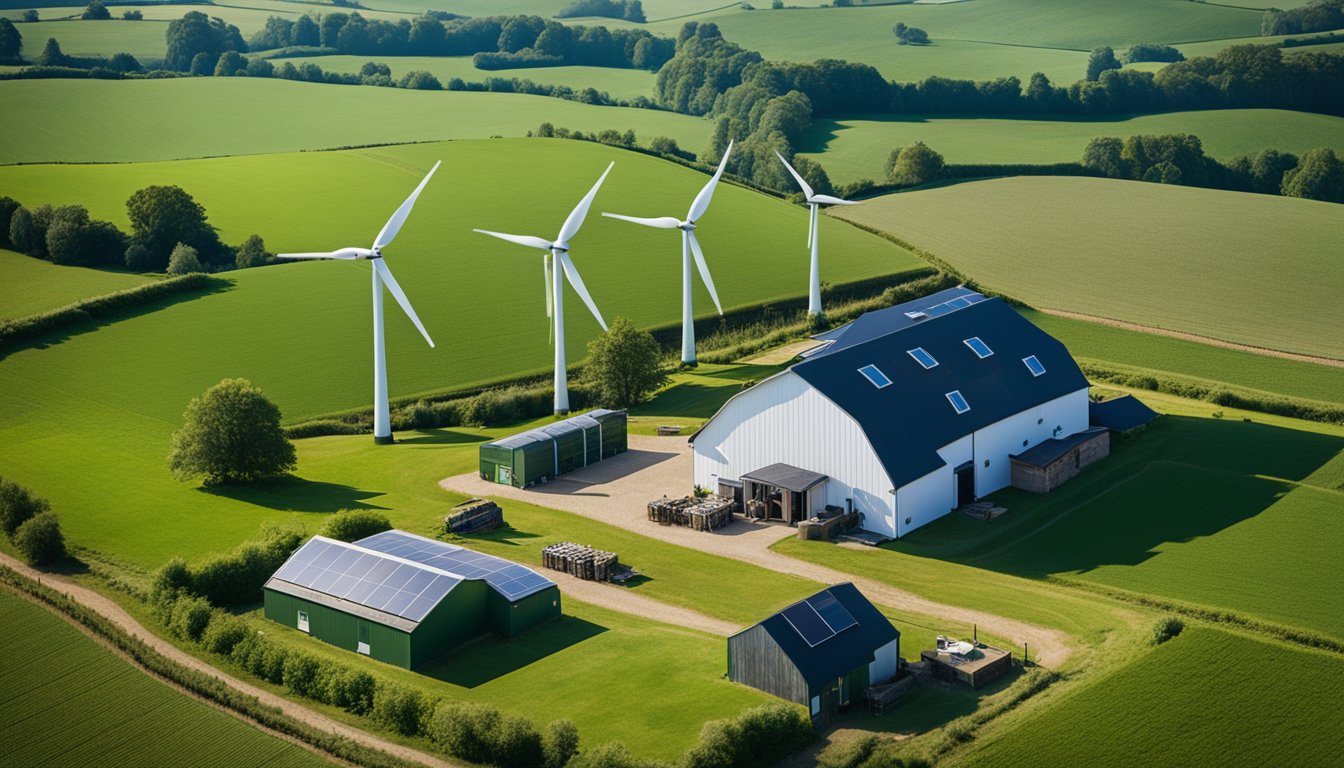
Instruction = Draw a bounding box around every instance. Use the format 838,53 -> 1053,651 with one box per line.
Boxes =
728,583 -> 900,721
1090,395 -> 1159,433
1010,427 -> 1109,493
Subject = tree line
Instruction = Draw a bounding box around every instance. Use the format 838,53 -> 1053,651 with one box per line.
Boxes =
556,0 -> 646,23
1262,0 -> 1344,36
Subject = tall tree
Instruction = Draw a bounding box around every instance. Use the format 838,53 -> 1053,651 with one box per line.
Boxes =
125,185 -> 222,270
169,378 -> 297,485
81,0 -> 111,20
1086,46 -> 1121,82
584,317 -> 667,408
0,18 -> 21,63
166,11 -> 245,71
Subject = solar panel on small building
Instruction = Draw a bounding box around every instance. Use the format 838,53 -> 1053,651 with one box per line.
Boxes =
356,530 -> 555,601
780,592 -> 860,648
270,537 -> 461,623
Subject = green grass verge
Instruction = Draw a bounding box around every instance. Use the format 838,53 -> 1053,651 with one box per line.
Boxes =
0,588 -> 336,768
834,177 -> 1344,361
0,78 -> 714,164
954,627 -> 1344,767
800,109 -> 1344,183
0,248 -> 153,320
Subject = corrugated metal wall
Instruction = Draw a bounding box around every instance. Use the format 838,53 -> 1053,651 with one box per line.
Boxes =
488,585 -> 561,638
263,589 -> 412,668
410,579 -> 489,668
727,625 -> 809,705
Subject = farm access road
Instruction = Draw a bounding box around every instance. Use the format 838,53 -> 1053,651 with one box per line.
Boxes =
0,551 -> 458,768
442,436 -> 1074,666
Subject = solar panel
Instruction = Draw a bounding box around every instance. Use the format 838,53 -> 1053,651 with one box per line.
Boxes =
808,592 -> 858,634
270,538 -> 464,623
857,364 -> 892,389
781,602 -> 836,647
355,530 -> 555,601
907,347 -> 938,369
946,390 -> 971,414
964,337 -> 993,358
1023,355 -> 1046,377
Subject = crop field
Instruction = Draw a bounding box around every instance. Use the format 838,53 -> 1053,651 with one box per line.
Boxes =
800,109 -> 1344,183
955,627 -> 1344,767
268,55 -> 658,100
0,590 -> 335,768
0,78 -> 713,164
15,18 -> 172,58
833,177 -> 1344,361
0,249 -> 154,320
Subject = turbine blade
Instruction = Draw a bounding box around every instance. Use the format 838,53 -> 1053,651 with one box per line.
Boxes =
774,150 -> 814,200
543,254 -> 553,319
373,160 -> 441,250
687,140 -> 733,223
807,204 -> 815,248
688,231 -> 723,316
473,229 -> 554,251
557,162 -> 614,244
373,259 -> 434,348
556,250 -> 606,331
276,252 -> 346,260
810,194 -> 858,206
601,213 -> 682,229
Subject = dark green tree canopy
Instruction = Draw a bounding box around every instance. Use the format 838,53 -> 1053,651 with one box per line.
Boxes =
0,197 -> 19,249
0,18 -> 21,63
46,205 -> 127,267
889,141 -> 945,186
1086,46 -> 1122,81
14,511 -> 65,566
235,234 -> 271,269
82,0 -> 111,20
1282,147 -> 1344,203
584,317 -> 667,409
169,378 -> 297,485
125,185 -> 223,271
165,11 -> 246,72
0,477 -> 50,537
35,37 -> 66,67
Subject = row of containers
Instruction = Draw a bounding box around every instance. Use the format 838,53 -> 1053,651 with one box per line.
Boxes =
479,409 -> 628,488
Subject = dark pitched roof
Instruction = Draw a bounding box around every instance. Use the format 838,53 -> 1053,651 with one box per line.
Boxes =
750,583 -> 899,689
807,285 -> 984,358
741,463 -> 829,492
1090,395 -> 1159,433
1011,427 -> 1107,468
791,295 -> 1088,488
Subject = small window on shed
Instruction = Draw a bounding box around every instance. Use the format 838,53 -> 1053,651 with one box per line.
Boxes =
907,347 -> 938,369
297,611 -> 309,633
1023,355 -> 1046,377
858,364 -> 892,389
946,390 -> 970,414
964,337 -> 993,358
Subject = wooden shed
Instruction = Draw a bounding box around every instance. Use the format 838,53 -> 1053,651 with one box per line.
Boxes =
728,583 -> 900,722
1010,427 -> 1109,493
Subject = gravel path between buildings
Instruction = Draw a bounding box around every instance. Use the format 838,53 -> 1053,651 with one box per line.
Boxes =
442,435 -> 1074,666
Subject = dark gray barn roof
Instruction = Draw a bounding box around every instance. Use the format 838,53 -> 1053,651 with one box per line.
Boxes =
1090,395 -> 1159,432
791,293 -> 1088,488
1011,427 -> 1108,468
741,463 -> 829,493
747,583 -> 898,689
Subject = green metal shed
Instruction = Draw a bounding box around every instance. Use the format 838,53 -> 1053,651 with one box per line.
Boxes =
263,531 -> 560,669
479,410 -> 627,488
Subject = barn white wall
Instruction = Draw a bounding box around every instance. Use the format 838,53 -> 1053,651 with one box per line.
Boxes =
895,465 -> 952,537
972,388 -> 1090,496
869,637 -> 901,685
692,372 -> 898,539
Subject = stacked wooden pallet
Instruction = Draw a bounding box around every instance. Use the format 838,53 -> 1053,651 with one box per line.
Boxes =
647,496 -> 734,531
445,498 -> 504,534
541,542 -> 620,582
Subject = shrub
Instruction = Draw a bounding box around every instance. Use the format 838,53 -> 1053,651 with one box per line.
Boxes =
285,419 -> 366,439
321,509 -> 391,542
166,593 -> 214,641
323,666 -> 377,715
234,233 -> 270,268
491,715 -> 545,768
684,704 -> 813,768
13,511 -> 65,566
372,683 -> 426,736
82,0 -> 111,20
888,141 -> 945,186
167,242 -> 204,274
0,477 -> 50,537
565,742 -> 666,768
186,524 -> 303,606
399,70 -> 441,90
200,612 -> 250,655
543,719 -> 580,768
151,556 -> 192,604
169,378 -> 297,485
1152,616 -> 1185,645
427,701 -> 501,763
282,651 -> 323,698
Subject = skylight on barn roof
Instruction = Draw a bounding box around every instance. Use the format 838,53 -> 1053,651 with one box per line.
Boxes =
964,337 -> 993,358
907,347 -> 938,369
1023,355 -> 1046,377
946,390 -> 970,414
857,364 -> 892,389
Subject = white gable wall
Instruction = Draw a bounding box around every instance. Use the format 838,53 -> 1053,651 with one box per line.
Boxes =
692,371 -> 899,539
869,637 -> 901,685
972,389 -> 1090,495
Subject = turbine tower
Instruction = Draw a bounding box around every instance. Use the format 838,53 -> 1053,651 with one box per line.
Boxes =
775,151 -> 858,317
602,142 -> 733,367
473,163 -> 613,416
276,161 -> 440,445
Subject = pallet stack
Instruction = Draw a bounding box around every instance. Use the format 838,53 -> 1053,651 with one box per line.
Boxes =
541,542 -> 620,582
445,499 -> 504,534
647,496 -> 734,531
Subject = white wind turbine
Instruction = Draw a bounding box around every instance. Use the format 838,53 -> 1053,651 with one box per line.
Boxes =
775,151 -> 858,317
602,141 -> 733,367
473,162 -> 613,416
276,161 -> 440,445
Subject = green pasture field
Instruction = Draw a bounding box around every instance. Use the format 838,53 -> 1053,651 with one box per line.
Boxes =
833,177 -> 1344,361
0,249 -> 154,320
0,78 -> 713,164
267,54 -> 657,100
0,590 -> 335,768
16,18 -> 172,58
3,3 -> 414,35
799,109 -> 1344,182
0,139 -> 921,565
954,627 -> 1344,767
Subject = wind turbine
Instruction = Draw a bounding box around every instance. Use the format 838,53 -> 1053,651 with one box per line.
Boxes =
473,162 -> 613,416
602,141 -> 734,367
276,161 -> 440,445
775,151 -> 858,317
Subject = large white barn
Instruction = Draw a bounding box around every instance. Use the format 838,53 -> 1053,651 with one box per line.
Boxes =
691,287 -> 1092,539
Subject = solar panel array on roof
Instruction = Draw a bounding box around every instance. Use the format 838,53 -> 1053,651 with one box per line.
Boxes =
357,530 -> 554,601
780,591 -> 860,647
271,538 -> 460,622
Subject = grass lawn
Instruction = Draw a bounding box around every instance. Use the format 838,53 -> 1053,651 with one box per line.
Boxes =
0,249 -> 155,320
800,109 -> 1344,183
17,18 -> 172,59
268,55 -> 658,100
954,627 -> 1344,767
0,589 -> 336,768
834,177 -> 1344,361
0,78 -> 713,164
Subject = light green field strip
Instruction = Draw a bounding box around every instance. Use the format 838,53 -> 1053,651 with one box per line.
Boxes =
955,627 -> 1344,768
0,77 -> 712,164
16,18 -> 171,58
833,176 -> 1344,361
0,249 -> 154,320
799,109 -> 1344,182
0,590 -> 336,768
268,54 -> 658,100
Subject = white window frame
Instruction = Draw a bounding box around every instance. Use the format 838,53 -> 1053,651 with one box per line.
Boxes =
946,390 -> 971,414
1023,355 -> 1046,377
964,337 -> 993,358
907,347 -> 938,369
857,364 -> 892,389
296,610 -> 309,633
